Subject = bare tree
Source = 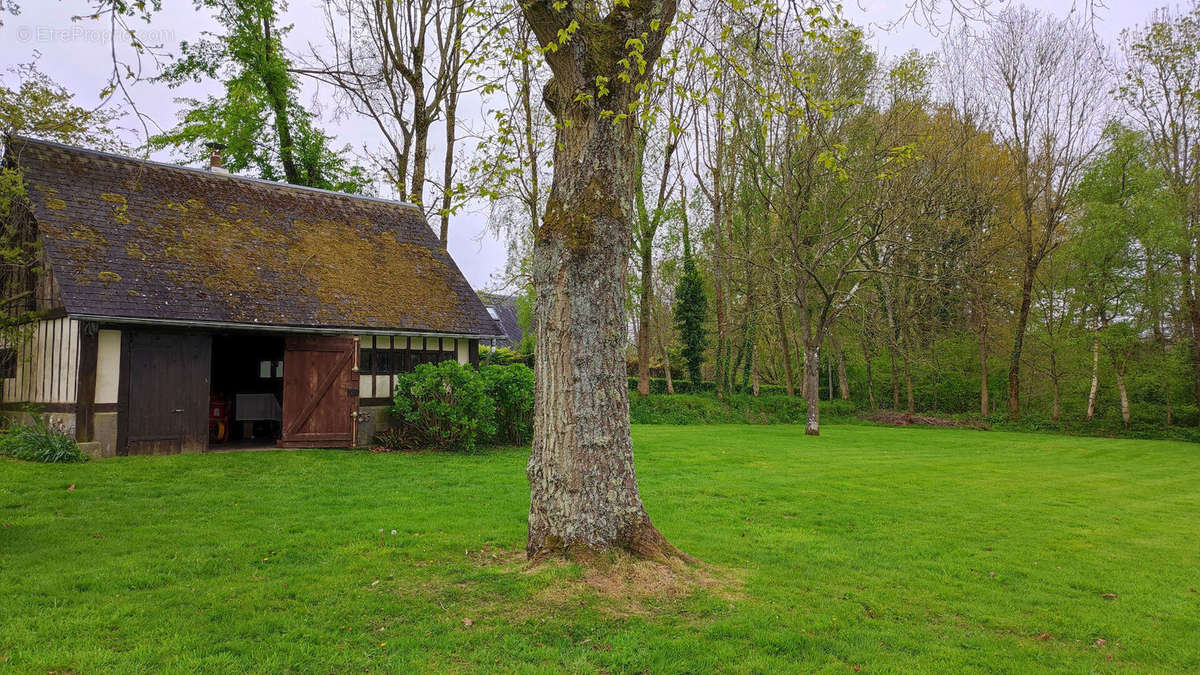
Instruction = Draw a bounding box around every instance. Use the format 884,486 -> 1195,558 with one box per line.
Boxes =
303,0 -> 495,244
949,7 -> 1110,421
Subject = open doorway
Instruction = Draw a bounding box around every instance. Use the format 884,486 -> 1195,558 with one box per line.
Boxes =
209,333 -> 285,449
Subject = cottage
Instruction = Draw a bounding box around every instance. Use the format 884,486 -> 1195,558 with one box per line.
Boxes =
0,137 -> 500,456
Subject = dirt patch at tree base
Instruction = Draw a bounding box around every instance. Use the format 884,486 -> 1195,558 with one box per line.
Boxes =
536,554 -> 743,618
863,411 -> 990,430
468,546 -> 743,618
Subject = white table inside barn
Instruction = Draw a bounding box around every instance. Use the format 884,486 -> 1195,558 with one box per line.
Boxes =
234,393 -> 283,438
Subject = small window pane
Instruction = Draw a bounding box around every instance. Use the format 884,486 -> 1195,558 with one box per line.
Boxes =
259,360 -> 271,378
274,361 -> 283,378
376,349 -> 393,374
360,348 -> 373,373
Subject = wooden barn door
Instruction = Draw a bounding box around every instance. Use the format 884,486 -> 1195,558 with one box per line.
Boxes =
122,332 -> 211,456
279,336 -> 358,448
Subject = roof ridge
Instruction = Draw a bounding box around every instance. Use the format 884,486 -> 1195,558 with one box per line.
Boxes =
6,134 -> 423,214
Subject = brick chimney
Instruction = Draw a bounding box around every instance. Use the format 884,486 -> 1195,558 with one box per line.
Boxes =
205,142 -> 229,174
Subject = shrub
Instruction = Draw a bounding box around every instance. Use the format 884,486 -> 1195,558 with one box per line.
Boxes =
391,361 -> 496,452
480,345 -> 532,366
0,416 -> 88,463
481,363 -> 535,445
627,392 -> 868,426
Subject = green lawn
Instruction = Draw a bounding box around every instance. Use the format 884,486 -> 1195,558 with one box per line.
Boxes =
1,425 -> 1198,672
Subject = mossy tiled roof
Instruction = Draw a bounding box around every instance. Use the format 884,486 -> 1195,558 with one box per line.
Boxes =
7,137 -> 499,336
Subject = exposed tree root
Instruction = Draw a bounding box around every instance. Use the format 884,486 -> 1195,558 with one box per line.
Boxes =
527,516 -> 696,566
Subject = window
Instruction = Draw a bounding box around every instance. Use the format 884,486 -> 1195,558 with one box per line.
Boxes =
375,349 -> 393,374
0,348 -> 14,379
359,348 -> 373,373
258,359 -> 283,379
486,307 -> 499,320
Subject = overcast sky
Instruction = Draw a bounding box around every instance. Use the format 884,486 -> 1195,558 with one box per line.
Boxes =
1,0 -> 1150,291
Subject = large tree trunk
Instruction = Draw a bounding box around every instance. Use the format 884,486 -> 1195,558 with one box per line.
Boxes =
522,0 -> 679,561
1007,261 -> 1036,421
804,340 -> 820,435
526,111 -> 667,558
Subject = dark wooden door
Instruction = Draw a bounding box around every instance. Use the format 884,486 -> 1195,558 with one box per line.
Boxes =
279,336 -> 358,448
123,332 -> 211,456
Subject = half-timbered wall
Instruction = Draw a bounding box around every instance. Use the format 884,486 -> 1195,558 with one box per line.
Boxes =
1,317 -> 80,404
356,335 -> 467,402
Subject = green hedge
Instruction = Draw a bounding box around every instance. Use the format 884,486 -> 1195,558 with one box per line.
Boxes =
626,377 -> 794,397
629,393 -> 860,425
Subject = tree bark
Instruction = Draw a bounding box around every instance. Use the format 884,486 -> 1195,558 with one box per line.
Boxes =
1116,370 -> 1131,430
804,340 -> 820,435
978,337 -> 989,417
772,278 -> 795,396
1007,259 -> 1036,421
439,68 -> 459,246
636,240 -> 654,396
259,17 -> 301,185
836,342 -> 850,401
522,0 -> 680,560
1050,355 -> 1061,423
1086,316 -> 1100,423
861,337 -> 876,409
888,345 -> 900,409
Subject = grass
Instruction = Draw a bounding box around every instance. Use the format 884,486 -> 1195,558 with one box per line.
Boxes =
1,425 -> 1198,672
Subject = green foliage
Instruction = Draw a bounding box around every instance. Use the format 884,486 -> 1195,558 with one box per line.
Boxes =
390,362 -> 535,451
629,392 -> 859,425
1,63 -> 123,338
514,288 -> 537,354
480,364 -> 535,445
0,416 -> 88,463
149,0 -> 368,193
673,234 -> 707,385
0,63 -> 124,150
391,361 -> 495,453
479,345 -> 529,366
